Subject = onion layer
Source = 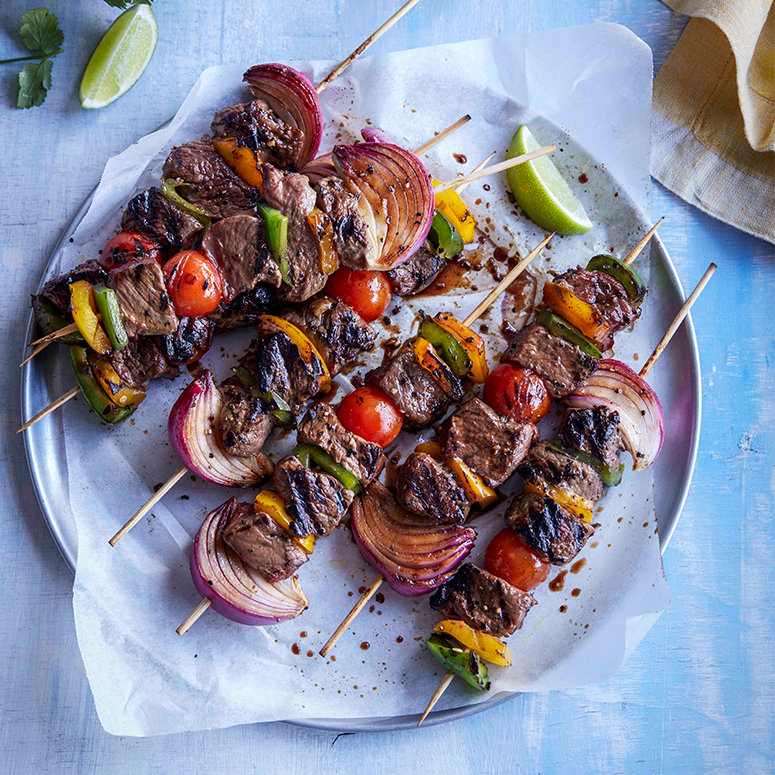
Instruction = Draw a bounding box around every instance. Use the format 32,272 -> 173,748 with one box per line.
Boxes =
191,499 -> 309,626
243,64 -> 322,168
360,127 -> 394,144
301,152 -> 336,186
564,359 -> 664,470
333,142 -> 434,271
351,481 -> 476,597
168,370 -> 273,486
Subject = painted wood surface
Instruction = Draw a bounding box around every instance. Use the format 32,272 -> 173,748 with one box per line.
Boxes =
0,1 -> 772,772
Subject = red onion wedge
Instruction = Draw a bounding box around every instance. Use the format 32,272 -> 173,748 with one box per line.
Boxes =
333,142 -> 435,271
301,152 -> 336,186
565,359 -> 664,471
243,64 -> 322,168
351,481 -> 476,597
168,370 -> 273,486
191,499 -> 309,626
360,127 -> 394,144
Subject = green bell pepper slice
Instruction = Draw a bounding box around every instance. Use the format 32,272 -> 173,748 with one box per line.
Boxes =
161,178 -> 212,228
418,314 -> 471,379
31,295 -> 84,345
586,254 -> 646,305
427,209 -> 464,259
256,202 -> 291,284
69,346 -> 135,425
536,309 -> 602,360
426,633 -> 491,691
231,366 -> 297,430
293,443 -> 363,494
92,284 -> 128,351
551,439 -> 624,487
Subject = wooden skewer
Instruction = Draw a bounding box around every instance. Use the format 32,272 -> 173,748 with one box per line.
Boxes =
624,217 -> 664,267
176,598 -> 212,636
109,465 -> 189,547
413,115 -> 471,156
319,574 -> 384,657
20,340 -> 53,368
418,670 -> 455,726
28,322 -> 79,347
16,386 -> 80,434
316,0 -> 424,93
433,145 -> 556,194
454,152 -> 496,194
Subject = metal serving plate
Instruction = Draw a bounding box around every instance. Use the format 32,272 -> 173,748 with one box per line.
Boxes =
21,190 -> 700,733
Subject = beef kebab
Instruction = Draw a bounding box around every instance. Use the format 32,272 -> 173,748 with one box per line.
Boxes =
416,263 -> 716,724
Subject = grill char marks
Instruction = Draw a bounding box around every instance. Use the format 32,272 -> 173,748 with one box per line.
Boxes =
387,242 -> 445,296
108,258 -> 178,337
316,176 -> 372,269
121,187 -> 202,253
94,336 -> 179,392
217,377 -> 273,458
207,282 -> 279,334
41,260 -> 107,314
396,452 -> 471,525
559,406 -> 623,471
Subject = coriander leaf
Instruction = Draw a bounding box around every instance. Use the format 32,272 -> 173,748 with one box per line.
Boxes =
18,58 -> 53,108
19,8 -> 63,57
103,0 -> 154,8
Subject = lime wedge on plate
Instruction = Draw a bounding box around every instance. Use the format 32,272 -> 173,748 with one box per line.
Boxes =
79,4 -> 158,109
507,125 -> 593,236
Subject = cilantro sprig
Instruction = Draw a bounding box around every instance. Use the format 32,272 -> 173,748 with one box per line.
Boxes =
103,1 -> 154,9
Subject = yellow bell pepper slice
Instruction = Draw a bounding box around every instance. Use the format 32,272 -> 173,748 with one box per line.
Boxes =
91,358 -> 146,409
415,441 -> 444,459
542,281 -> 611,349
524,481 -> 594,523
433,619 -> 511,666
259,314 -> 331,392
413,337 -> 458,396
432,179 -> 476,244
69,281 -> 112,355
445,456 -> 498,508
306,210 -> 338,275
434,312 -> 489,383
254,490 -> 315,554
212,137 -> 264,191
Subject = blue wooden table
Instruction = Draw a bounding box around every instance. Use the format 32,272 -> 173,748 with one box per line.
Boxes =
1,1 -> 772,772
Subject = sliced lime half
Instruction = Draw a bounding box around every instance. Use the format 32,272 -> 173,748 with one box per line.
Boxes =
79,4 -> 158,109
507,125 -> 593,236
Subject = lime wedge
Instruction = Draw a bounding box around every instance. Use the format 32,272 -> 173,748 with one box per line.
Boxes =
79,4 -> 158,109
507,125 -> 593,236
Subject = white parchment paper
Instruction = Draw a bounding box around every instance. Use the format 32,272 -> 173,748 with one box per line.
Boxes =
44,24 -> 671,735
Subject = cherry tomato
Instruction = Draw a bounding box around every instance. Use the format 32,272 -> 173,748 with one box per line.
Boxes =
100,231 -> 161,271
483,363 -> 551,423
336,386 -> 403,448
484,528 -> 551,592
163,250 -> 223,317
325,267 -> 392,322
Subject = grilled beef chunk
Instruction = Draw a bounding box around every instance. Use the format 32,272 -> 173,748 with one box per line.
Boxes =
222,499 -> 308,582
506,491 -> 595,565
297,403 -> 384,485
207,282 -> 279,333
239,331 -> 324,414
162,137 -> 260,220
211,99 -> 303,169
121,187 -> 202,253
559,406 -> 623,472
262,164 -> 329,302
108,259 -> 178,337
317,176 -> 372,269
42,260 -> 108,314
396,452 -> 471,524
367,341 -> 463,429
517,441 -> 605,503
429,564 -> 536,637
387,242 -> 445,296
94,336 -> 179,392
441,398 -> 537,488
200,214 -> 281,302
217,377 -> 274,457
272,455 -> 354,538
157,316 -> 215,365
502,322 -> 598,399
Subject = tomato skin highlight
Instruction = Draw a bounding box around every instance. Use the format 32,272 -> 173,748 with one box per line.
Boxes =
336,387 -> 403,448
100,231 -> 161,271
484,363 -> 551,423
484,528 -> 551,592
325,267 -> 392,323
163,250 -> 223,317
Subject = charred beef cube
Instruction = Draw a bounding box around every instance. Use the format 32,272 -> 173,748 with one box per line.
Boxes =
367,341 -> 462,430
108,258 -> 178,337
121,187 -> 202,253
317,176 -> 372,269
559,406 -> 623,472
94,336 -> 179,392
297,403 -> 384,485
162,136 -> 260,220
441,398 -> 537,488
387,242 -> 445,296
502,322 -> 597,399
156,316 -> 215,365
222,499 -> 308,583
211,98 -> 304,169
41,259 -> 108,314
505,491 -> 595,565
200,214 -> 281,302
517,441 -> 605,503
207,282 -> 279,334
217,377 -> 274,458
396,452 -> 471,524
429,564 -> 536,638
272,455 -> 354,538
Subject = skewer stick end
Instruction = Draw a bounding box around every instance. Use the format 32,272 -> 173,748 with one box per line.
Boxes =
417,670 -> 455,727
176,598 -> 212,636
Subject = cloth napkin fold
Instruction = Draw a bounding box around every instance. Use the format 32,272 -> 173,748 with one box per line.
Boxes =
652,0 -> 774,243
